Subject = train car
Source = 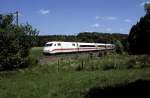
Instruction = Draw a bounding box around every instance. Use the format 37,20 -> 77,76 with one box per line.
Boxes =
43,41 -> 115,54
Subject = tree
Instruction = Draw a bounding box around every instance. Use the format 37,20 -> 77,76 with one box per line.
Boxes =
128,3 -> 150,54
0,14 -> 38,70
144,3 -> 150,14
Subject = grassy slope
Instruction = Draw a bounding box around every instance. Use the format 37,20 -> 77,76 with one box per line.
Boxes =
0,47 -> 150,98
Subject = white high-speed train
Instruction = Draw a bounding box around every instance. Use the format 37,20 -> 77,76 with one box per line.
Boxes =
43,41 -> 115,54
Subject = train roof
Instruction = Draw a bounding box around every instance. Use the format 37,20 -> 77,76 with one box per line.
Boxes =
46,41 -> 114,45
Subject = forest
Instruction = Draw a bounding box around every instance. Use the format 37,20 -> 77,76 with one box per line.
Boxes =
37,32 -> 128,48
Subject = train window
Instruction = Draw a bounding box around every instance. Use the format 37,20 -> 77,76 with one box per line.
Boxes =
45,43 -> 53,47
72,44 -> 75,46
79,45 -> 95,47
98,45 -> 106,47
57,43 -> 61,46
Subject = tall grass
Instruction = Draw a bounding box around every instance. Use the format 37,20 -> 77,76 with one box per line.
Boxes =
53,53 -> 150,71
29,47 -> 43,58
0,47 -> 150,98
28,47 -> 43,66
0,65 -> 150,98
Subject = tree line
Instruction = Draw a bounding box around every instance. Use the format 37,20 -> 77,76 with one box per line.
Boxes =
37,32 -> 127,47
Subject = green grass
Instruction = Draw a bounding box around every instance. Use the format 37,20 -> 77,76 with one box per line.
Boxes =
29,47 -> 43,59
0,47 -> 150,98
1,67 -> 150,98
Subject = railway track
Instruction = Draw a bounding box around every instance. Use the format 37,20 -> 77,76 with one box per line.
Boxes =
40,49 -> 114,64
39,49 -> 114,65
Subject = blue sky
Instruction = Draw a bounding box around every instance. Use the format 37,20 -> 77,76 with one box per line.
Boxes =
0,0 -> 149,35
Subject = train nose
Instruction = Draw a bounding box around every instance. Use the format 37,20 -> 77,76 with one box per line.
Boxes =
43,47 -> 51,53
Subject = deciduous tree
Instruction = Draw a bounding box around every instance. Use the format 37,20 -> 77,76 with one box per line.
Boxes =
0,14 -> 38,70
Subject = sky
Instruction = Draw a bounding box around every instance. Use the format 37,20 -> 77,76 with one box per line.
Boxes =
0,0 -> 149,35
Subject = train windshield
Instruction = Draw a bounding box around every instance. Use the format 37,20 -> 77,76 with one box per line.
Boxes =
45,43 -> 53,47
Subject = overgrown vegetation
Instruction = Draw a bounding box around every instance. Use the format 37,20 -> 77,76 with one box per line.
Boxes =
128,3 -> 150,54
0,47 -> 150,98
0,14 -> 38,70
39,51 -> 150,71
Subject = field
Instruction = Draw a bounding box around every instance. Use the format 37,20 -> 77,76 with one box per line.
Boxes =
0,47 -> 150,98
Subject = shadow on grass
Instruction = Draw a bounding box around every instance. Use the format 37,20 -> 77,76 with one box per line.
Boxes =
85,80 -> 150,98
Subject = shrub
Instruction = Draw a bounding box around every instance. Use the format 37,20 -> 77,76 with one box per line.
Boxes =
115,40 -> 124,54
126,55 -> 150,69
0,14 -> 38,70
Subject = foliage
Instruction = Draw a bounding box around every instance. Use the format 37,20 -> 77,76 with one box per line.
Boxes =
144,3 -> 150,14
115,40 -> 124,54
127,55 -> 150,68
0,48 -> 150,98
37,32 -> 128,51
128,4 -> 150,54
0,14 -> 38,70
37,35 -> 77,46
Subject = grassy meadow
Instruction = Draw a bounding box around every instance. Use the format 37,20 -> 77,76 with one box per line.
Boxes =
0,47 -> 150,98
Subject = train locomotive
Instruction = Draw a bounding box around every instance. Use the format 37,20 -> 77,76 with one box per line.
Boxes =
43,41 -> 115,54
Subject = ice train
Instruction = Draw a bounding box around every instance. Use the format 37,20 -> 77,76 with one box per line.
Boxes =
43,41 -> 115,54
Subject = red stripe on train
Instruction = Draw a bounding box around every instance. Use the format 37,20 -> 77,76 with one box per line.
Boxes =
51,48 -> 98,52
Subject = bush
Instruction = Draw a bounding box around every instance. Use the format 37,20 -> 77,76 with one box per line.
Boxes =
126,55 -> 150,69
115,40 -> 124,54
0,14 -> 38,70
